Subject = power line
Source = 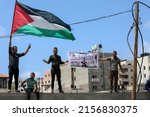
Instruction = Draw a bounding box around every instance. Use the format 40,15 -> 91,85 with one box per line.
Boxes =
127,1 -> 150,91
136,1 -> 150,91
69,10 -> 133,25
0,34 -> 26,39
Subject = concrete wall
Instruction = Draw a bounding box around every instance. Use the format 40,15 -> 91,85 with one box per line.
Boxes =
61,65 -> 72,92
74,67 -> 89,92
0,92 -> 149,100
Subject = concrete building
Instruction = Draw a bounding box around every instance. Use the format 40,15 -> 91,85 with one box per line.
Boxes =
40,70 -> 51,93
41,69 -> 69,93
61,65 -> 89,93
118,60 -> 133,91
137,53 -> 150,84
118,53 -> 150,92
40,51 -> 112,93
137,53 -> 150,91
60,52 -> 112,93
0,73 -> 8,92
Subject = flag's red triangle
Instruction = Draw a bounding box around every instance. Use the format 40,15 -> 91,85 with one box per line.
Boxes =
11,2 -> 34,34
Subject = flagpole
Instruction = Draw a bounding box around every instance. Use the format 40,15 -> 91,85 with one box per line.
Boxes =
10,0 -> 17,37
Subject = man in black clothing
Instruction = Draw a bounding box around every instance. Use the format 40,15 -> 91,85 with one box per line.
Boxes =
43,47 -> 66,93
8,35 -> 31,93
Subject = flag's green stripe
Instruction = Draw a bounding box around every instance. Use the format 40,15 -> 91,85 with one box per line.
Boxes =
16,25 -> 75,40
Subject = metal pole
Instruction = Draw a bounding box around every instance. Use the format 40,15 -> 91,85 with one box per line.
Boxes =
132,1 -> 139,100
102,52 -> 105,90
10,0 -> 17,35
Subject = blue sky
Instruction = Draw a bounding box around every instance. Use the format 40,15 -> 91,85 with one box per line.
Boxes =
0,0 -> 150,79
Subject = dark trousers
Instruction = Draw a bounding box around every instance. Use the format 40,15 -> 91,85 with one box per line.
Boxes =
8,67 -> 19,90
26,88 -> 39,100
51,68 -> 62,91
110,70 -> 118,91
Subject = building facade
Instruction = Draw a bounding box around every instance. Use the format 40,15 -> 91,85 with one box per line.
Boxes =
137,54 -> 150,91
40,70 -> 51,93
0,73 -> 8,92
137,54 -> 150,84
118,60 -> 133,91
0,74 -> 8,88
60,52 -> 112,93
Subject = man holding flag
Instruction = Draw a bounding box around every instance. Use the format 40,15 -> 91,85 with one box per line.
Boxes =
8,35 -> 31,93
8,0 -> 75,93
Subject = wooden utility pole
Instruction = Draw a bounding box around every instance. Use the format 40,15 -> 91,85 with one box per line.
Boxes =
132,1 -> 139,100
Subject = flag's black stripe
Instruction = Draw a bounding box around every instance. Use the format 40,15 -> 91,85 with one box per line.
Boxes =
17,2 -> 71,31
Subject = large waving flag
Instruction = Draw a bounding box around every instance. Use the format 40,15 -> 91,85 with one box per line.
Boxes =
11,1 -> 75,40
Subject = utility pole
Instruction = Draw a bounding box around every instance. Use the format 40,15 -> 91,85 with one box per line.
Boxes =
132,1 -> 139,100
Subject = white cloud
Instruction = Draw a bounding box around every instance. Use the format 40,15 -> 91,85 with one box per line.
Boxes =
19,71 -> 42,80
0,25 -> 6,36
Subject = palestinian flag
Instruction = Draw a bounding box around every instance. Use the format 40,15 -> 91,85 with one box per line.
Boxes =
11,1 -> 75,40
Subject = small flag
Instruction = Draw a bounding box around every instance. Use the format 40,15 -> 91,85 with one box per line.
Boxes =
11,1 -> 75,40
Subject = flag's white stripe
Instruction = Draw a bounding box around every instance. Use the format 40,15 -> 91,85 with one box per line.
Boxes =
29,15 -> 67,31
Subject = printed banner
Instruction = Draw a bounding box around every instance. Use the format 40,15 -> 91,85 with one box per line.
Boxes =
68,52 -> 99,69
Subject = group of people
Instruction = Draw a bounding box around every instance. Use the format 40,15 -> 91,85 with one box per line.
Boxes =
8,35 -> 150,100
8,36 -> 65,99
